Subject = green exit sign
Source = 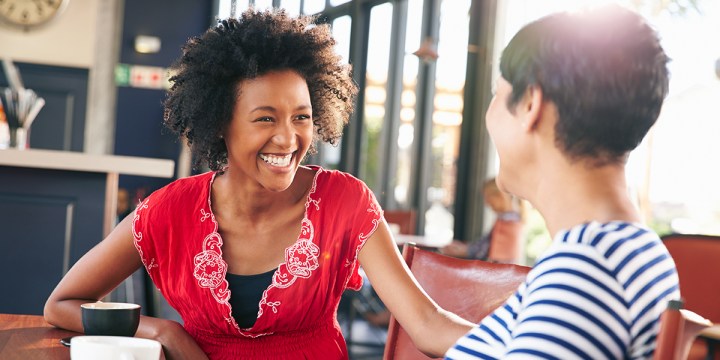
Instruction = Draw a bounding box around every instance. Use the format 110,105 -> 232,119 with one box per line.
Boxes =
115,64 -> 131,86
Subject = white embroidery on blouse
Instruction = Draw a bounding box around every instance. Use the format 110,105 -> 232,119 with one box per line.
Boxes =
200,209 -> 211,222
346,205 -> 381,268
256,171 -> 321,319
194,173 -> 242,334
266,301 -> 281,314
194,168 -> 323,338
193,231 -> 230,304
132,199 -> 158,271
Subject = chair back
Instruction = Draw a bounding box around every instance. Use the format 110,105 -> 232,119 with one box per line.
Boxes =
662,234 -> 720,359
654,299 -> 712,360
662,234 -> 720,323
383,244 -> 531,360
384,210 -> 418,235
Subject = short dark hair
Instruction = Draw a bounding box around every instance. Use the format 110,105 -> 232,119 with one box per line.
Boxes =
499,5 -> 669,165
164,9 -> 358,171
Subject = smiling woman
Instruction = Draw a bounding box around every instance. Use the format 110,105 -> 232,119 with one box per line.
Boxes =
43,8 -> 475,360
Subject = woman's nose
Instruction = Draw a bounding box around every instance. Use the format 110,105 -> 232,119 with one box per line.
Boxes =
272,120 -> 297,148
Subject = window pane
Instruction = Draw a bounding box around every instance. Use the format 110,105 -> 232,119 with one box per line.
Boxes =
253,0 -> 273,11
330,0 -> 352,6
631,1 -> 720,236
316,15 -> 353,170
279,0 -> 301,16
427,0 -> 471,234
217,0 -> 250,18
235,0 -> 251,16
217,0 -> 232,19
393,0 -> 424,207
304,0 -> 325,15
332,15 -> 352,64
359,3 -> 393,191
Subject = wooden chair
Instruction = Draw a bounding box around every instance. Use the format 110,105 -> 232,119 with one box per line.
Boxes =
662,234 -> 720,359
654,299 -> 712,360
383,244 -> 531,360
383,210 -> 418,235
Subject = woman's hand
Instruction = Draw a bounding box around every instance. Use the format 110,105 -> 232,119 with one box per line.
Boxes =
138,317 -> 208,360
358,221 -> 474,357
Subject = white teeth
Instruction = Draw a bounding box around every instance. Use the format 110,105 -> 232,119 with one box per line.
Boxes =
259,154 -> 292,167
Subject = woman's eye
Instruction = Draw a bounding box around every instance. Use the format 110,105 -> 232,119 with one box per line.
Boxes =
296,114 -> 312,121
255,116 -> 273,122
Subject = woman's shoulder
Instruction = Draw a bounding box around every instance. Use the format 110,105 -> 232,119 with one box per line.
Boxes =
309,165 -> 370,192
305,166 -> 379,216
140,171 -> 214,209
545,221 -> 670,272
558,221 -> 660,248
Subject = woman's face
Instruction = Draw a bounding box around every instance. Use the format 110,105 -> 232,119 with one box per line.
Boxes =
485,77 -> 528,196
224,69 -> 313,192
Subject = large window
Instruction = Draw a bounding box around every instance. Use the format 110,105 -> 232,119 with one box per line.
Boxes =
352,0 -> 472,238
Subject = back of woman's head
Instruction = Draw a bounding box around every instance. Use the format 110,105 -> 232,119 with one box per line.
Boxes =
164,8 -> 358,171
499,4 -> 669,166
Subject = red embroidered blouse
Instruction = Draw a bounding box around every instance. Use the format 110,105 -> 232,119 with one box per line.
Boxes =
132,166 -> 382,359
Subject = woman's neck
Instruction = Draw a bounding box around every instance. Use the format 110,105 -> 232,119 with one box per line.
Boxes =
531,161 -> 641,237
212,166 -> 313,221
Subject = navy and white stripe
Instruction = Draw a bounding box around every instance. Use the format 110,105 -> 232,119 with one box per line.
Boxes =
445,221 -> 680,360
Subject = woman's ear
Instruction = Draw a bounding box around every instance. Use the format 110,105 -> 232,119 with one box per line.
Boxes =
519,84 -> 544,132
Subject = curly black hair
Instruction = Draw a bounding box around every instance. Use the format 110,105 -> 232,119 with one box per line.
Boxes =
164,8 -> 358,171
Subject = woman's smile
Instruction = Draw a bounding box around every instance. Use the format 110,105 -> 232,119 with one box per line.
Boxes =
259,153 -> 294,168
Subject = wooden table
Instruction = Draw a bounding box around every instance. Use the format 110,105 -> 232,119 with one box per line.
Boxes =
0,314 -> 79,360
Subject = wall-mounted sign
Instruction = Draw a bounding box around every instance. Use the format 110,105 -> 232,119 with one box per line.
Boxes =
115,64 -> 171,90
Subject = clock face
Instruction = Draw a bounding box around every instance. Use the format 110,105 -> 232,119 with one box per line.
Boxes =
0,0 -> 69,28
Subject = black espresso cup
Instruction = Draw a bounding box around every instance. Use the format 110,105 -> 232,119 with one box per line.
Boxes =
81,302 -> 141,337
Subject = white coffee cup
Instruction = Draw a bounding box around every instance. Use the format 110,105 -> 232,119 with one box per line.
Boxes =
70,336 -> 161,360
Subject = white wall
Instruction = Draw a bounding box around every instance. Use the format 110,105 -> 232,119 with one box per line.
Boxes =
0,0 -> 99,68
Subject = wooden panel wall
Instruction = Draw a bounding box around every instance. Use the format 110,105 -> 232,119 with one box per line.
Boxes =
0,166 -> 106,315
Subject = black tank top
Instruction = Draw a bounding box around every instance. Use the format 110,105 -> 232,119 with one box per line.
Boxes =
225,268 -> 276,328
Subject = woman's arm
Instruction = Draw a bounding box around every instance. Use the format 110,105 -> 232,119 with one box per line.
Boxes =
43,211 -> 208,360
358,221 -> 475,357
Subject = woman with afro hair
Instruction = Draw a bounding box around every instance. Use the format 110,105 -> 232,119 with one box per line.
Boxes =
44,8 -> 474,360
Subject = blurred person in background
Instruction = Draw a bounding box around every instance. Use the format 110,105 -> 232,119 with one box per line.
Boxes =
116,187 -> 132,225
442,177 -> 525,264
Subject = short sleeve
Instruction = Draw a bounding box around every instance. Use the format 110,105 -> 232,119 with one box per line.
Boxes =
342,174 -> 383,291
130,190 -> 165,290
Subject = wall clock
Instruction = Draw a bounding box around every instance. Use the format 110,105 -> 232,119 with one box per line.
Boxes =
0,0 -> 69,30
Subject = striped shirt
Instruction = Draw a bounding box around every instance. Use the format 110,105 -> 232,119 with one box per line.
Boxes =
445,221 -> 680,359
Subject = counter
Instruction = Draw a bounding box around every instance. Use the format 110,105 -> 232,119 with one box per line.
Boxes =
0,148 -> 174,178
